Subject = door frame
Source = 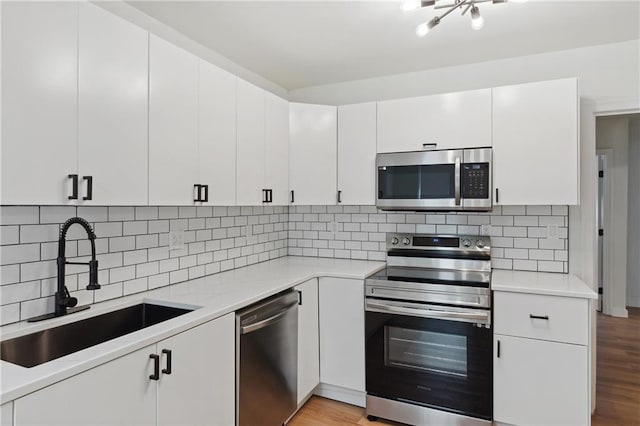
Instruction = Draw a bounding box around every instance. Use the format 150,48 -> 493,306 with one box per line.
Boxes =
596,149 -> 613,316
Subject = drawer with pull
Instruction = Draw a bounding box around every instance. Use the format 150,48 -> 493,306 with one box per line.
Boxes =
494,291 -> 588,345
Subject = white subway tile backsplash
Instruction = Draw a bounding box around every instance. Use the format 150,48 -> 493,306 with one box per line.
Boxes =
95,222 -> 123,238
135,207 -> 159,221
20,260 -> 56,281
124,278 -> 148,295
20,224 -> 59,243
1,303 -> 20,324
40,206 -> 76,224
109,236 -> 135,252
1,281 -> 40,305
1,226 -> 20,245
95,283 -> 123,303
123,221 -> 148,236
123,249 -> 148,266
1,244 -> 40,265
109,207 -> 135,222
77,207 -> 108,222
527,205 -> 552,215
0,265 -> 20,285
20,296 -> 54,320
1,206 -> 40,225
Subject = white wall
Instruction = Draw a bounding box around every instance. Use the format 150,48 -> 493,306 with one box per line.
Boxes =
596,116 -> 630,317
628,117 -> 640,307
289,40 -> 640,110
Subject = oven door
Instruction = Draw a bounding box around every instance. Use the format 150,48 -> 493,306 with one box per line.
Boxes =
365,298 -> 492,421
376,150 -> 463,211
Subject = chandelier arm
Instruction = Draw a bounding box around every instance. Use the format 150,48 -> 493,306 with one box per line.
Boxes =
437,0 -> 471,20
434,0 -> 492,9
461,2 -> 473,16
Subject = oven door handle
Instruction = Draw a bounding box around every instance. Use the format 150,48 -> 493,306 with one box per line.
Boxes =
365,300 -> 490,325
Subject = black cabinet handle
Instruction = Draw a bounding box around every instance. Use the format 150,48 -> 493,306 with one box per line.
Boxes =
267,189 -> 273,203
149,354 -> 160,380
497,340 -> 501,358
194,184 -> 202,202
290,190 -> 295,204
161,349 -> 172,375
297,290 -> 302,305
82,176 -> 93,201
495,188 -> 499,203
337,190 -> 342,203
529,314 -> 550,320
262,189 -> 267,203
202,185 -> 209,203
68,174 -> 78,200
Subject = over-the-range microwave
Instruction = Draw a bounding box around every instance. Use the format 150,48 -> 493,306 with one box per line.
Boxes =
376,147 -> 492,211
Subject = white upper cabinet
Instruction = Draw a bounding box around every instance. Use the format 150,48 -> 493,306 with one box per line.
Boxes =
236,80 -> 266,205
376,89 -> 492,153
492,78 -> 579,205
78,2 -> 149,206
1,1 -> 78,205
265,92 -> 290,205
148,35 -> 199,206
289,103 -> 338,205
338,103 -> 377,205
198,60 -> 237,206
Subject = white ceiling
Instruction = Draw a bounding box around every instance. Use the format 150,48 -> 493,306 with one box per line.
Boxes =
127,0 -> 640,90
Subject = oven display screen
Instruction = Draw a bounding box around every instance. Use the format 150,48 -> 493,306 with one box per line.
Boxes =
412,236 -> 459,247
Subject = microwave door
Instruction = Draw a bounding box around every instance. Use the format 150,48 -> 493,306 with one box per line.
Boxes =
376,150 -> 463,211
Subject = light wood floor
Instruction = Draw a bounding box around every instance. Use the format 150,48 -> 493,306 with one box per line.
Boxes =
290,308 -> 640,425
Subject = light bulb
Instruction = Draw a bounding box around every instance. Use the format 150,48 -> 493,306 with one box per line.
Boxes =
471,6 -> 484,30
402,0 -> 421,12
416,22 -> 429,37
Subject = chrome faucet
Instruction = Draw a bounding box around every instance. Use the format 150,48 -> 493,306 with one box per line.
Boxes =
28,217 -> 102,322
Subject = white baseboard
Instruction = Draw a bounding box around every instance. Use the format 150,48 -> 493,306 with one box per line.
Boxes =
610,306 -> 629,318
314,383 -> 366,408
626,296 -> 640,308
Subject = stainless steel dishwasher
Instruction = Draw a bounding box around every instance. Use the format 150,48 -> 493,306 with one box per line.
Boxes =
236,290 -> 298,426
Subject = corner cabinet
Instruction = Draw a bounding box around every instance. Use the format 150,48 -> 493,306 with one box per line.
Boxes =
13,313 -> 235,426
289,104 -> 338,205
376,89 -> 492,153
492,78 -> 579,205
493,291 -> 590,426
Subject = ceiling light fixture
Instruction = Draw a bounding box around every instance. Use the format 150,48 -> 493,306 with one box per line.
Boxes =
405,0 -> 519,35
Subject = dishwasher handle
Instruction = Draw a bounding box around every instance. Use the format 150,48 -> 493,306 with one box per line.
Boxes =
240,301 -> 297,334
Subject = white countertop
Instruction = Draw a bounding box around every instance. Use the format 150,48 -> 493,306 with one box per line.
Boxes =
0,256 -> 384,404
492,269 -> 598,299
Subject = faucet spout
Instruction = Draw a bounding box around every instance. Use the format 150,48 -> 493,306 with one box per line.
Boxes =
55,217 -> 101,317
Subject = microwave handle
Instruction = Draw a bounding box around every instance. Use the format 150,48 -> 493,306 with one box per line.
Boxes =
454,157 -> 461,206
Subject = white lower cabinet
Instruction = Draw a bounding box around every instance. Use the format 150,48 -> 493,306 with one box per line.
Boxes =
318,277 -> 365,393
493,335 -> 588,426
157,313 -> 235,426
493,291 -> 591,426
14,346 -> 157,425
13,313 -> 235,426
1,402 -> 13,426
295,278 -> 320,404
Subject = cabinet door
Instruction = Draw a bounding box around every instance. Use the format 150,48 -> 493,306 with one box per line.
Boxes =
295,278 -> 320,404
318,277 -> 365,392
149,35 -> 199,205
377,89 -> 491,153
1,1 -> 78,205
78,2 -> 148,205
338,103 -> 377,205
236,80 -> 266,206
289,103 -> 338,205
157,313 -> 235,426
198,60 -> 238,206
493,78 -> 579,205
265,92 -> 290,205
14,346 -> 157,425
494,334 -> 588,426
1,402 -> 12,426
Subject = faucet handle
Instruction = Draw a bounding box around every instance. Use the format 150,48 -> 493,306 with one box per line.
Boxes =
87,259 -> 101,290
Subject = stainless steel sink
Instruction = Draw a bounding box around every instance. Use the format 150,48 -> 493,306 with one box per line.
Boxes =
0,303 -> 193,368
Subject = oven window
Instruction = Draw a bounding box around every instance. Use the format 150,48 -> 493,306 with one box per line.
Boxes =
384,326 -> 468,378
378,164 -> 455,199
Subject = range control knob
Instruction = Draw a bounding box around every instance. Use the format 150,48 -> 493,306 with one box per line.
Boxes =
476,239 -> 486,249
391,237 -> 399,245
462,239 -> 472,248
402,237 -> 411,246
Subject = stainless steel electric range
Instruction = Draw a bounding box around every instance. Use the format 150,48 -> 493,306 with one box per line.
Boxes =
364,233 -> 492,425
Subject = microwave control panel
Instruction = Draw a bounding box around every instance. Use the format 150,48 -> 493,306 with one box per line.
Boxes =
462,163 -> 490,199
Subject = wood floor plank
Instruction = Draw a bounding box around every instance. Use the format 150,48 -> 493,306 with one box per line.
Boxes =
291,308 -> 640,425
